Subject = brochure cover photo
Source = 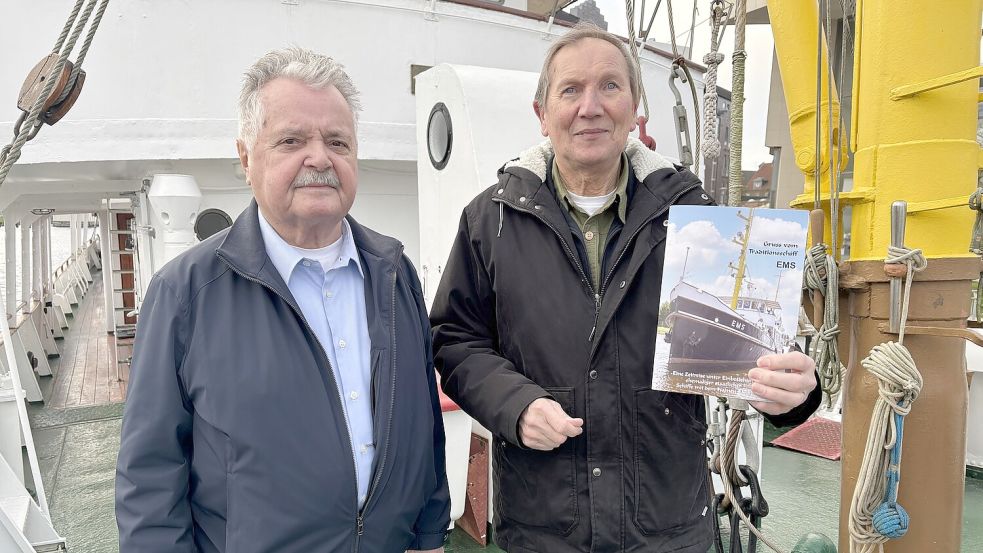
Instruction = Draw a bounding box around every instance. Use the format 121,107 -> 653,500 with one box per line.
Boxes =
651,206 -> 808,401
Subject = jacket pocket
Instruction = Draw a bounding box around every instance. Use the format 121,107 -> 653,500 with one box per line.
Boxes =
495,387 -> 578,535
632,388 -> 709,535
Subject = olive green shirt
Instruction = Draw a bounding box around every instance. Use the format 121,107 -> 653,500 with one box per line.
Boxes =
551,154 -> 629,290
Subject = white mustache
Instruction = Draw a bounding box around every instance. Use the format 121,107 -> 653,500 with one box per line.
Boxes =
292,170 -> 341,188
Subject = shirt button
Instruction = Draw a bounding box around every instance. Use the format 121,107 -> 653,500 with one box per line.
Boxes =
665,407 -> 671,416
360,445 -> 368,454
302,260 -> 312,267
619,280 -> 626,289
325,291 -> 334,299
584,231 -> 595,241
592,468 -> 601,477
338,339 -> 347,349
350,391 -> 359,400
589,370 -> 598,380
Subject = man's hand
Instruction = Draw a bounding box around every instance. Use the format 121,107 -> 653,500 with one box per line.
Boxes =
519,398 -> 584,450
407,548 -> 443,553
748,351 -> 817,415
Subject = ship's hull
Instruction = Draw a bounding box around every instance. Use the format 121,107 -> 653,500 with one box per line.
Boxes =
665,283 -> 778,373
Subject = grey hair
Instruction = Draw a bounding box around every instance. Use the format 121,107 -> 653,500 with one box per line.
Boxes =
237,46 -> 362,149
534,23 -> 641,109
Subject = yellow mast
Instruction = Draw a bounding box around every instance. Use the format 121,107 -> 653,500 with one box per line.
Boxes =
767,1 -> 983,552
729,209 -> 754,309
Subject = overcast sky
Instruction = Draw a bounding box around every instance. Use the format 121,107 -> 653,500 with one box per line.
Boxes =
587,0 -> 776,170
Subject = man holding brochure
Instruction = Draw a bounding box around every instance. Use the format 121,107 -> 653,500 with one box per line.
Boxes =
430,24 -> 821,553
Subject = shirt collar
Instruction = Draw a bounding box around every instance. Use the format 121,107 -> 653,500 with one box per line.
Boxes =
256,208 -> 363,285
551,152 -> 630,223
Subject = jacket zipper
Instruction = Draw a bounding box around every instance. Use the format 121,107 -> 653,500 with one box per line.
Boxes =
492,197 -> 597,337
356,265 -> 399,542
598,182 -> 702,298
217,255 -> 370,548
587,183 -> 703,356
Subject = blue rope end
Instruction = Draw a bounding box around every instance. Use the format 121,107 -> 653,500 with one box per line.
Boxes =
872,502 -> 909,539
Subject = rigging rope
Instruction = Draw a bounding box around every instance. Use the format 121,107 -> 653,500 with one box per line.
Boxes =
714,408 -> 787,553
624,0 -> 651,122
803,243 -> 844,406
53,0 -> 111,107
664,0 -> 701,175
725,0 -> 747,207
0,0 -> 109,187
701,0 -> 730,160
848,246 -> 927,553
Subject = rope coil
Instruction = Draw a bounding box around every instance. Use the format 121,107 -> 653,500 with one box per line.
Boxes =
848,245 -> 927,553
803,243 -> 844,406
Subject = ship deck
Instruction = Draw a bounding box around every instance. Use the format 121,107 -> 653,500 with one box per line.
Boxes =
17,272 -> 983,552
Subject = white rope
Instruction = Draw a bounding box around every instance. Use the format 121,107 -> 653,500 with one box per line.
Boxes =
848,246 -> 927,553
803,243 -> 844,406
701,0 -> 730,160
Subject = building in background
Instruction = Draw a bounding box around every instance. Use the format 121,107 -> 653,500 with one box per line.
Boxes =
740,162 -> 774,207
569,0 -> 607,29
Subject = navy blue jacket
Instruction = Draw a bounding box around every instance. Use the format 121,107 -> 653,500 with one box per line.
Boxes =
116,201 -> 450,552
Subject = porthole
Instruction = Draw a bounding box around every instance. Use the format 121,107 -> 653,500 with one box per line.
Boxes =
427,102 -> 453,170
194,209 -> 233,241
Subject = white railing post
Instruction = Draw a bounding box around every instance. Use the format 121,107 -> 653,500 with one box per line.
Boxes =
99,208 -> 115,333
31,219 -> 41,305
40,217 -> 51,300
4,214 -> 17,318
19,219 -> 30,310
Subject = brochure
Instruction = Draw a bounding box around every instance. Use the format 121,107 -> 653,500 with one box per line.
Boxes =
650,205 -> 808,401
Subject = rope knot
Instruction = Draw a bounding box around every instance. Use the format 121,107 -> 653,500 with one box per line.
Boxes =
732,50 -> 748,62
703,52 -> 725,66
817,324 -> 840,342
885,246 -> 927,273
872,502 -> 909,539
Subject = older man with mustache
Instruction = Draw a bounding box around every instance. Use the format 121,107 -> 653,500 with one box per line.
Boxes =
116,47 -> 450,553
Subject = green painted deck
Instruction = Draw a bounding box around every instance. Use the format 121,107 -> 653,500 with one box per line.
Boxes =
19,274 -> 983,552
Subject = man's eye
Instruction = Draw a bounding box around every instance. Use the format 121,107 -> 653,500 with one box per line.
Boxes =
605,82 -> 619,90
561,86 -> 576,95
280,138 -> 301,146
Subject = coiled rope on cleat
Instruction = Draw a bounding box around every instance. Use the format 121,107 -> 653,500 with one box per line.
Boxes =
848,245 -> 927,553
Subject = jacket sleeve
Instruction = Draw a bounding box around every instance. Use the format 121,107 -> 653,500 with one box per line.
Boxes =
115,275 -> 195,552
406,260 -> 452,550
430,209 -> 550,447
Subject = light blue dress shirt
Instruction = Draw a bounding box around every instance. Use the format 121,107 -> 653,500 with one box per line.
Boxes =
257,210 -> 374,508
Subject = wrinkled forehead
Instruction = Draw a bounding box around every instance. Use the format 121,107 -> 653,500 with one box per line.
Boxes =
258,80 -> 356,131
548,38 -> 631,83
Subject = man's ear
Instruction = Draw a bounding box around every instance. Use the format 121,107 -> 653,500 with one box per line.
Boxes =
235,139 -> 251,185
533,100 -> 548,138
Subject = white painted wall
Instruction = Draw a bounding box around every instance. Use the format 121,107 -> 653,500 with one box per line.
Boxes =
2,0 -> 702,170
